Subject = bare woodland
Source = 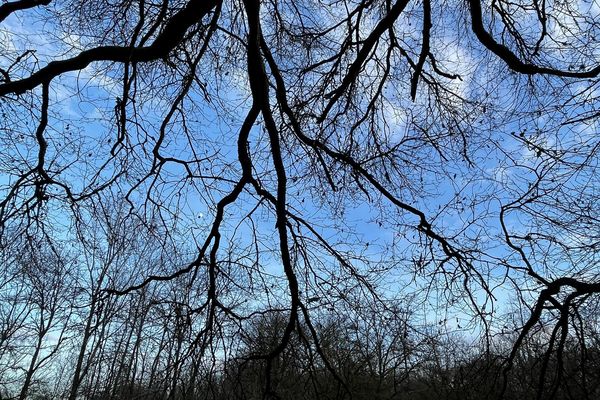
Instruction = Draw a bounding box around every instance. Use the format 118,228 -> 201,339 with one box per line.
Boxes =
0,0 -> 600,399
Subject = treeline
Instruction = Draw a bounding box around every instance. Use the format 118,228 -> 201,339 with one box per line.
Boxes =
2,274 -> 600,400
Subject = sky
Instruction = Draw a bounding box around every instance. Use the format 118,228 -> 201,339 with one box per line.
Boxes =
0,4 -> 599,391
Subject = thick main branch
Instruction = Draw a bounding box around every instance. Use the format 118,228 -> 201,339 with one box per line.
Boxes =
0,0 -> 220,95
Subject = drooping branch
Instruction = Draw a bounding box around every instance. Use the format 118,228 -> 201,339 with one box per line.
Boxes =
469,0 -> 600,78
106,103 -> 258,297
0,0 -> 51,23
242,0 -> 305,396
0,0 -> 220,95
261,36 -> 476,274
502,277 -> 600,397
410,0 -> 431,100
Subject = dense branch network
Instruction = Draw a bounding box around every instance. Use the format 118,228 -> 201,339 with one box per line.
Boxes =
0,0 -> 599,398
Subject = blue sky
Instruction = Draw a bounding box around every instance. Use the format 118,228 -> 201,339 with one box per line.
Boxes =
0,0 -> 599,367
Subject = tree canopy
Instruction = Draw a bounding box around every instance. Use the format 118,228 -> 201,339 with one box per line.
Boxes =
0,0 -> 599,398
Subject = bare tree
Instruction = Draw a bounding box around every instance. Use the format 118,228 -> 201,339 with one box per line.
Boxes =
1,0 -> 600,398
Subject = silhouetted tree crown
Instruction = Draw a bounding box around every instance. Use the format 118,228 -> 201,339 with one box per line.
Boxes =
0,0 -> 599,398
